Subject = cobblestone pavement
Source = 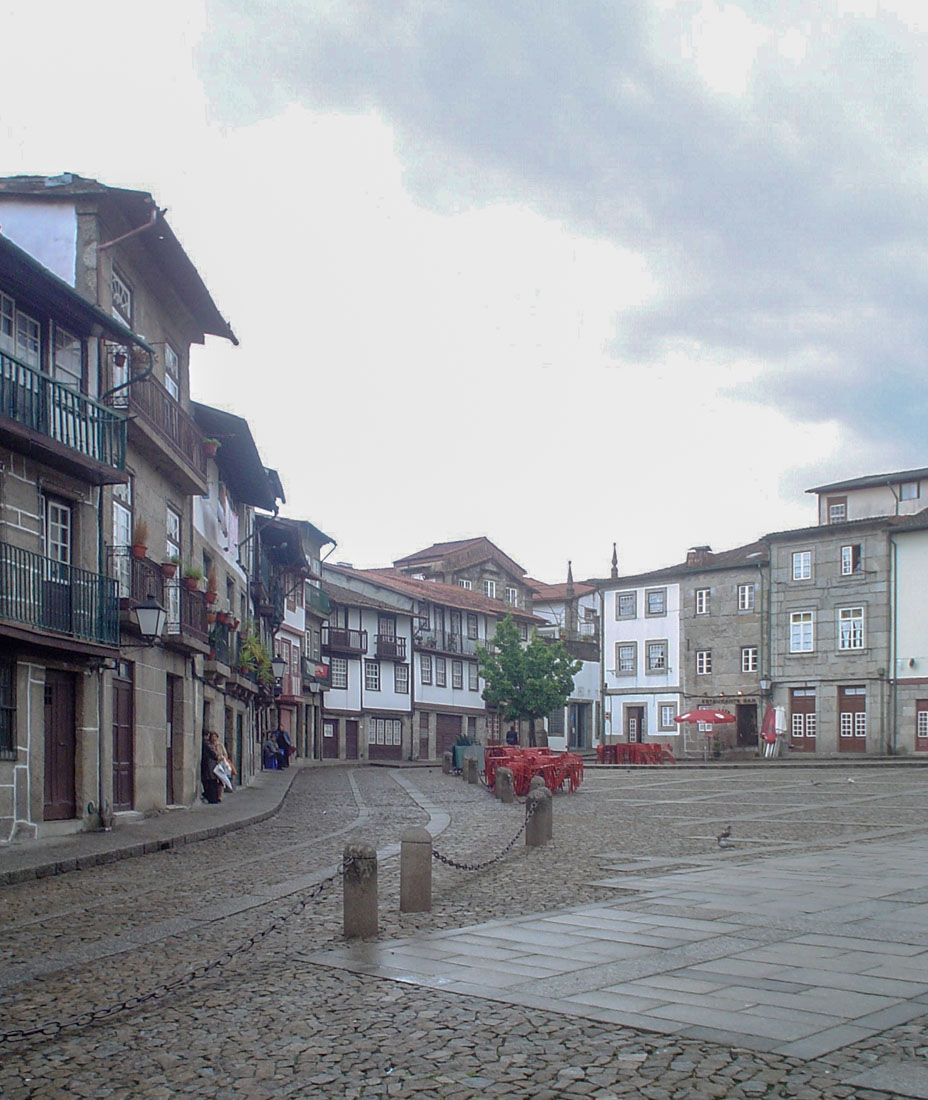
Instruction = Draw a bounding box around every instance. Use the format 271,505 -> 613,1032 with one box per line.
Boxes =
2,764 -> 928,1097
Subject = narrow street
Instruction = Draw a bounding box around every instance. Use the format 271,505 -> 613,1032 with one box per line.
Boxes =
3,764 -> 928,1098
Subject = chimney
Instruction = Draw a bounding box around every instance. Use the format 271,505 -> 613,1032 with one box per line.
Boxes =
686,545 -> 713,567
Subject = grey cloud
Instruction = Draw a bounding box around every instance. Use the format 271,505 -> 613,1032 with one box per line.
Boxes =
199,0 -> 928,450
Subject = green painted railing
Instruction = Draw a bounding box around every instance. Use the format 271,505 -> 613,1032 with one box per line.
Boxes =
0,352 -> 127,470
0,540 -> 119,645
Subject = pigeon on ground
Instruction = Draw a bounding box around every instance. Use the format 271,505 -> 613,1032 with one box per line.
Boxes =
847,778 -> 856,784
716,825 -> 732,846
811,780 -> 821,786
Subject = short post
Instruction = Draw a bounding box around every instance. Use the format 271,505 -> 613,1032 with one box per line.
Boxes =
525,788 -> 552,848
465,756 -> 478,785
442,751 -> 453,775
496,766 -> 514,803
400,826 -> 433,913
528,775 -> 553,839
343,842 -> 378,938
528,775 -> 546,792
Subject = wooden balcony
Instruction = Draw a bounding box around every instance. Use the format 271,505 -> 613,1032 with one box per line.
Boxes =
322,625 -> 367,655
414,631 -> 478,656
375,634 -> 407,660
105,373 -> 206,495
0,539 -> 119,647
0,351 -> 127,485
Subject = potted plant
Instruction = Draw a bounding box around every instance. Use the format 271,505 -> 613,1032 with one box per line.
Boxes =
217,610 -> 231,626
131,518 -> 149,560
161,554 -> 181,579
238,630 -> 274,684
203,437 -> 221,458
182,565 -> 203,591
206,565 -> 218,605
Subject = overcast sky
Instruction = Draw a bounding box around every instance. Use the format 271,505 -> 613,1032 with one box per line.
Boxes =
2,0 -> 925,582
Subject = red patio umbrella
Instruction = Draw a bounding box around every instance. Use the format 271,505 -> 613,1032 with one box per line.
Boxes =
674,708 -> 736,724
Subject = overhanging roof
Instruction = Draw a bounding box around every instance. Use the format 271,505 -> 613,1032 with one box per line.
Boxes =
192,402 -> 277,511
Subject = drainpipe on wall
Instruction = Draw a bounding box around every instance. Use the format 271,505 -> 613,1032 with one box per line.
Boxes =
891,536 -> 899,755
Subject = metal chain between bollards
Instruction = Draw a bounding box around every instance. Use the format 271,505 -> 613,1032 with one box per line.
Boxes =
0,857 -> 354,1047
431,800 -> 536,872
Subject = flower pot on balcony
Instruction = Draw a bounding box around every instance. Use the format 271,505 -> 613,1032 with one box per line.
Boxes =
161,562 -> 177,579
217,611 -> 231,626
203,438 -> 220,458
206,610 -> 217,625
132,544 -> 147,561
231,617 -> 240,631
184,577 -> 200,591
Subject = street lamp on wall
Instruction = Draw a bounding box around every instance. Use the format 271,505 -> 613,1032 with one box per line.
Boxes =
133,593 -> 167,644
271,654 -> 287,681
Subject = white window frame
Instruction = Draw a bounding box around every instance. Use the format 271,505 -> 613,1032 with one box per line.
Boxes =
505,586 -> 517,606
838,606 -> 865,651
452,660 -> 463,689
659,704 -> 676,730
483,579 -> 497,599
900,481 -> 919,501
164,342 -> 180,400
458,579 -> 472,590
364,660 -> 381,691
111,268 -> 132,325
468,663 -> 479,691
738,583 -> 755,611
331,657 -> 348,689
616,591 -> 636,619
53,325 -> 82,390
790,611 -> 814,653
645,588 -> 667,617
696,650 -> 712,675
394,663 -> 409,694
695,588 -> 710,615
435,657 -> 447,687
646,640 -> 668,672
420,654 -> 432,685
616,642 -> 636,675
742,646 -> 758,673
841,544 -> 862,576
792,551 -> 812,581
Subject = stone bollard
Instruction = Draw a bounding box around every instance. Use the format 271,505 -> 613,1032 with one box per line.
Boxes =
465,756 -> 479,785
343,842 -> 378,938
496,766 -> 514,804
528,775 -> 553,839
525,788 -> 553,848
400,826 -> 433,913
442,751 -> 453,775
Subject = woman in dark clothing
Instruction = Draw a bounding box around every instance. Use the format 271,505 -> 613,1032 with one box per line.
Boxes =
201,732 -> 222,804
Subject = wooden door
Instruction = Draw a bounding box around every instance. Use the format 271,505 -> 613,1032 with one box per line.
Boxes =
112,663 -> 134,811
44,669 -> 76,821
789,689 -> 816,753
436,712 -> 461,757
165,675 -> 176,805
345,719 -> 359,759
626,706 -> 644,743
838,686 -> 866,753
736,703 -> 758,747
323,718 -> 339,759
916,699 -> 928,752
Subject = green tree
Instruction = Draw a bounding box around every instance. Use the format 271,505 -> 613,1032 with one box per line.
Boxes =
477,614 -> 581,743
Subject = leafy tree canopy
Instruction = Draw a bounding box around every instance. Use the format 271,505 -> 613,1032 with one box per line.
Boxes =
476,614 -> 581,726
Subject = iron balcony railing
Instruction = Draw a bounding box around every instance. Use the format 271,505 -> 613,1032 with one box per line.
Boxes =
1,351 -> 127,470
322,625 -> 367,654
105,372 -> 204,479
108,548 -> 208,645
375,634 -> 407,660
0,540 -> 119,645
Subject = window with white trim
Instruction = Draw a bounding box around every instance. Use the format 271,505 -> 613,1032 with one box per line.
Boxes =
827,497 -> 847,523
738,583 -> 755,611
394,663 -> 409,693
466,613 -> 478,640
53,325 -> 82,390
111,269 -> 132,325
505,587 -> 517,606
616,591 -> 636,619
841,544 -> 862,576
695,588 -> 710,615
458,579 -> 472,590
452,660 -> 463,689
435,657 -> 446,687
483,580 -> 497,599
742,646 -> 759,672
696,650 -> 712,675
792,551 -> 812,580
331,657 -> 348,689
659,704 -> 676,730
838,606 -> 865,650
646,588 -> 666,616
616,642 -> 636,674
790,611 -> 814,652
365,660 -> 380,691
900,481 -> 919,501
420,654 -> 432,685
164,343 -> 179,400
647,641 -> 667,672
468,663 -> 478,690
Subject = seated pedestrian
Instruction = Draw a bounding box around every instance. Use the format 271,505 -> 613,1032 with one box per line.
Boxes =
276,726 -> 294,767
263,732 -> 282,770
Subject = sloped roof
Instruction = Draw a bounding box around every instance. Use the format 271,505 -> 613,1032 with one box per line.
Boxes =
192,402 -> 277,511
322,579 -> 410,615
0,174 -> 237,346
807,466 -> 928,494
762,515 -> 908,542
394,536 -> 525,577
327,564 -> 542,622
525,577 -> 596,600
592,540 -> 770,589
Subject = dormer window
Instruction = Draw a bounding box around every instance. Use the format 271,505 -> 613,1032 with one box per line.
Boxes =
900,481 -> 920,501
827,496 -> 847,524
